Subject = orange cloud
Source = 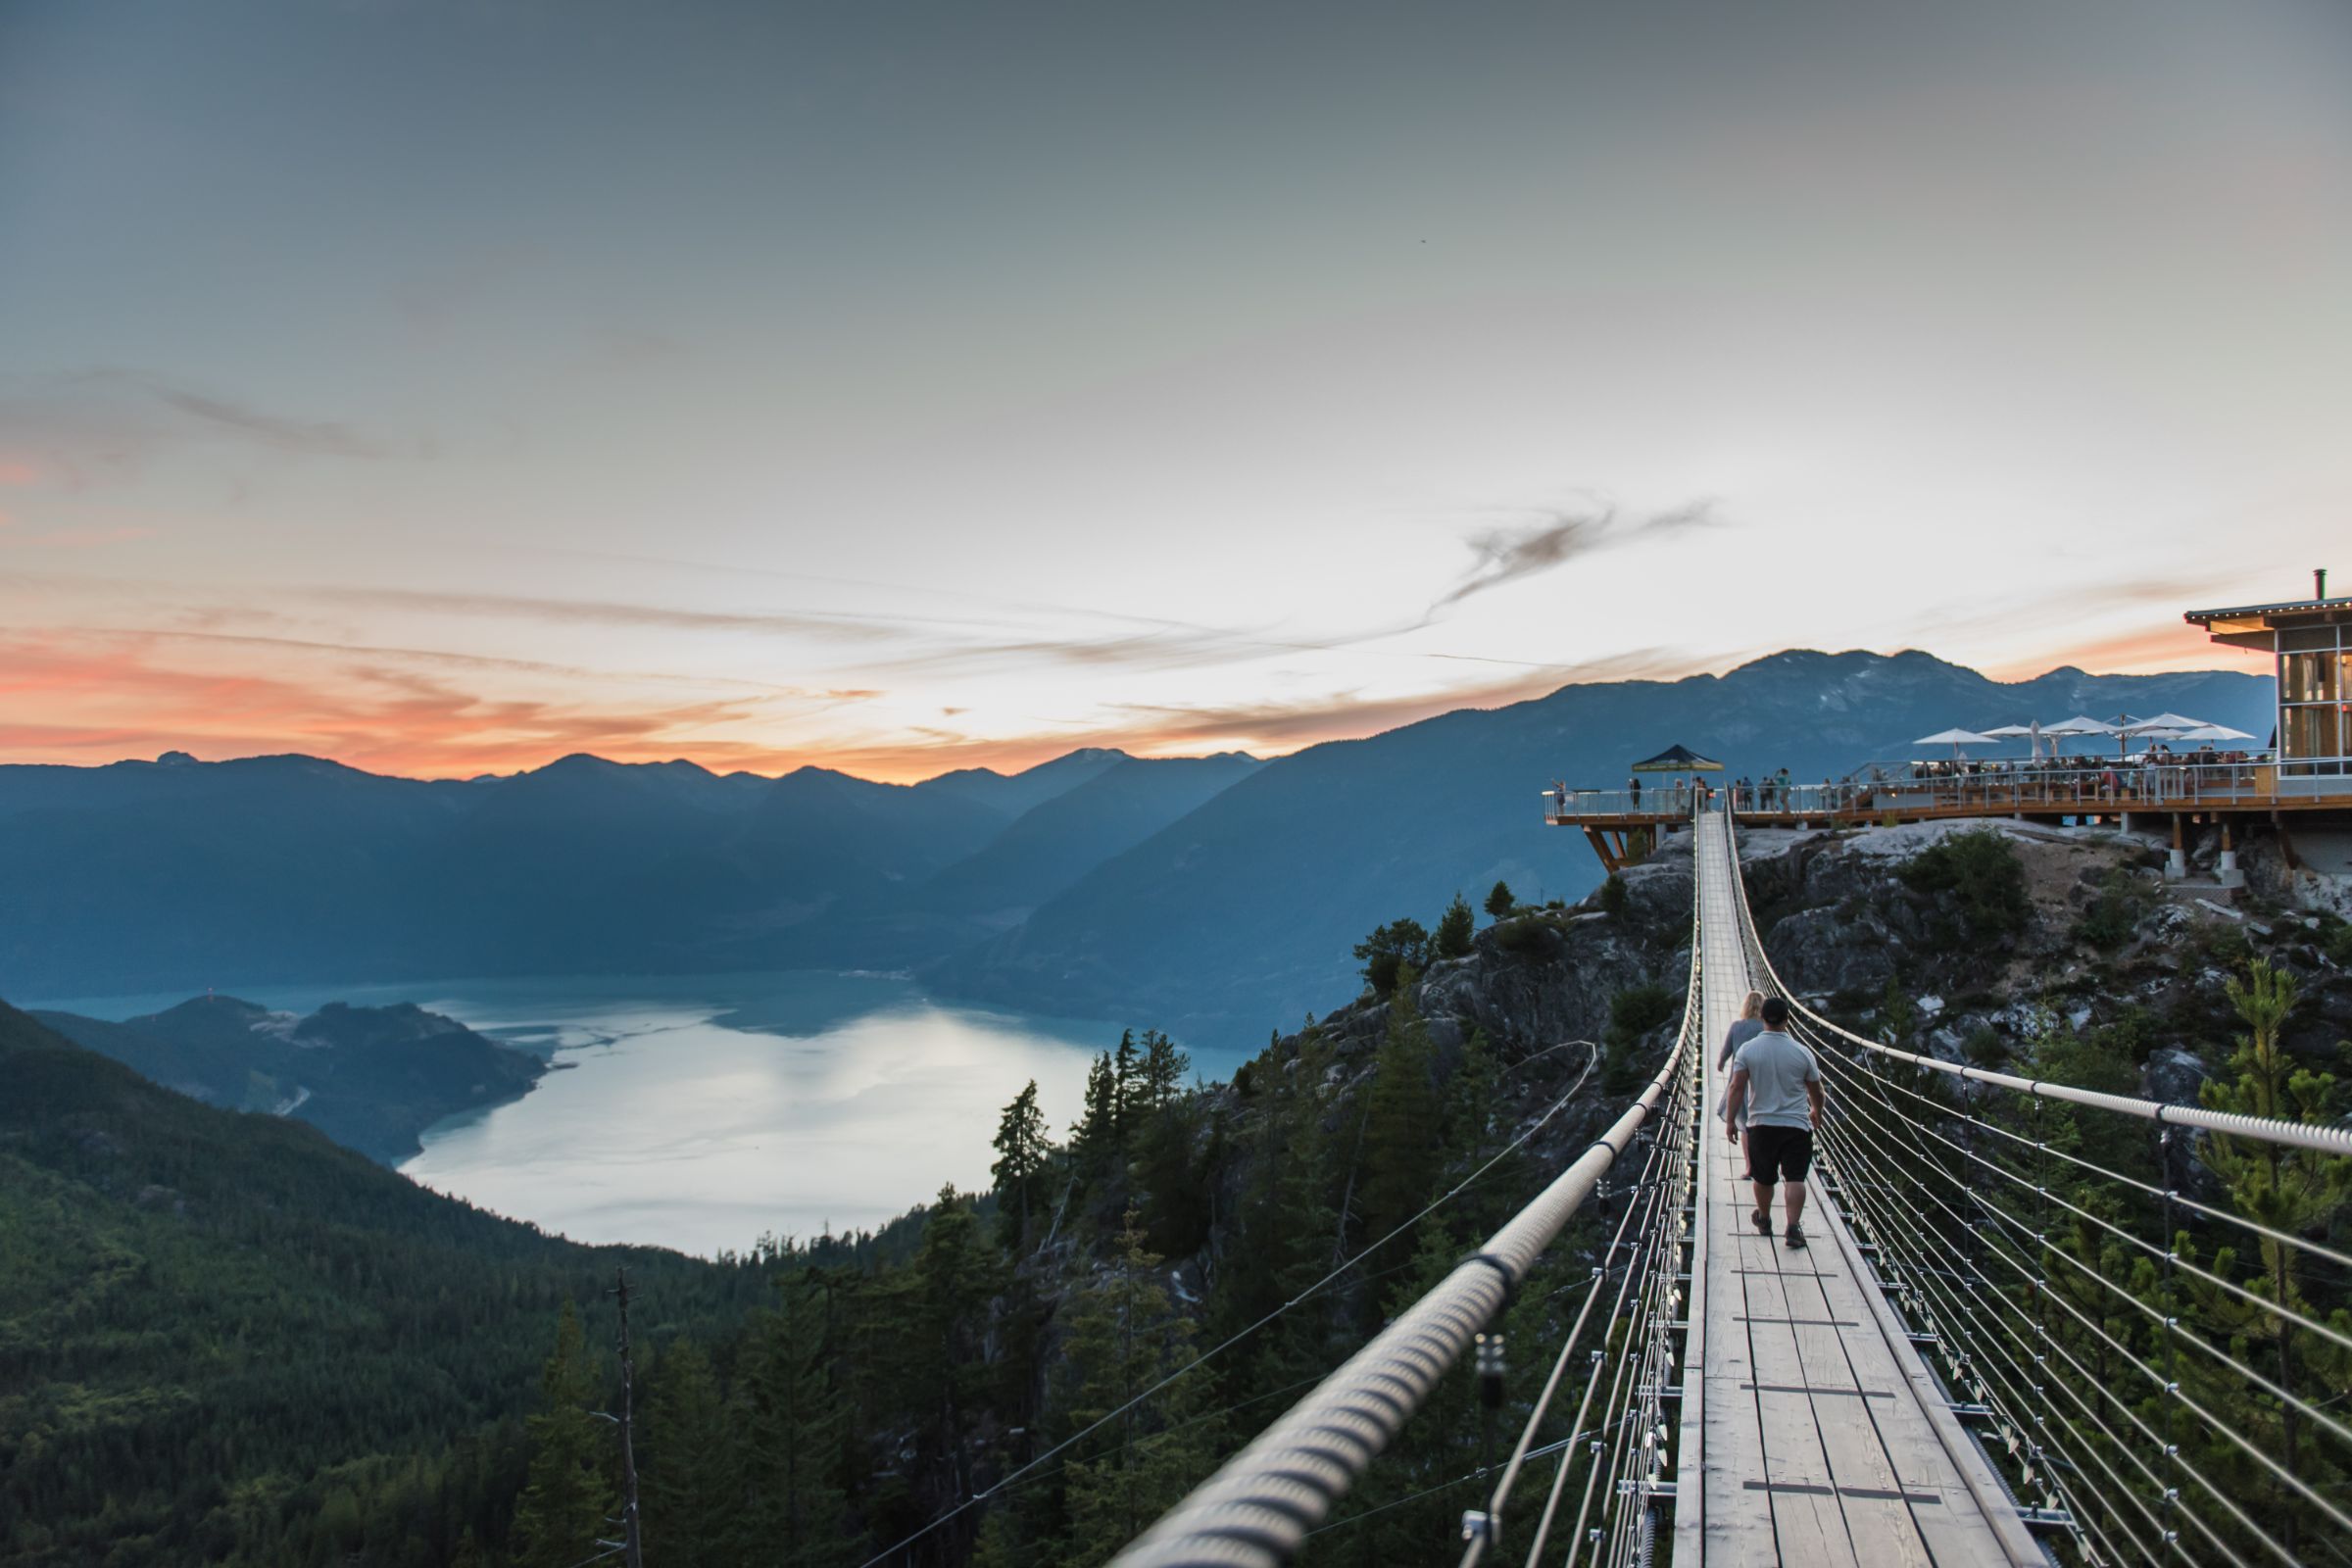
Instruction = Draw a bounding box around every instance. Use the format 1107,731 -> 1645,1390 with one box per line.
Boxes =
0,632 -> 797,777
0,457 -> 38,486
1981,619 -> 2257,681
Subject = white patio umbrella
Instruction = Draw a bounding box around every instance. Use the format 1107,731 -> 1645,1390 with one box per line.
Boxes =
2040,714 -> 2118,764
2110,710 -> 2196,759
1915,727 -> 2000,759
2167,723 -> 2255,744
1980,722 -> 2041,762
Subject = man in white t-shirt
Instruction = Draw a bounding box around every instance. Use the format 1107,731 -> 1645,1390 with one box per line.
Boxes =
1725,996 -> 1825,1250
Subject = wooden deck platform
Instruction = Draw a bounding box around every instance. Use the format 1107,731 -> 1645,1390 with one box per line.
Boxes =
1673,811 -> 2042,1567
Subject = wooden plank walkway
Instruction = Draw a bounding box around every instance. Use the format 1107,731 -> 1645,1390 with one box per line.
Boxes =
1672,810 -> 2044,1566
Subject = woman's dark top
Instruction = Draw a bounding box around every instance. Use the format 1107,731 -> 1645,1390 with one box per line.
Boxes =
1719,1016 -> 1764,1069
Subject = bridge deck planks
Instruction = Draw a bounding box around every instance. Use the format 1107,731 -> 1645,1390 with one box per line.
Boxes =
1681,810 -> 2038,1566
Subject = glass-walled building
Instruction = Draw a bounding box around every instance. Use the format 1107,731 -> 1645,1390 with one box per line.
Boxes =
2187,575 -> 2349,792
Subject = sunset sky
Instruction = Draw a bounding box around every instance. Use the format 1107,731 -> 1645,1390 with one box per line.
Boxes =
2,0 -> 2341,781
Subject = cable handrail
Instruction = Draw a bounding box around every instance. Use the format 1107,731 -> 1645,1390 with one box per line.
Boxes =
1776,991 -> 2352,1157
1805,1044 -> 2352,1360
1795,1029 -> 2352,1274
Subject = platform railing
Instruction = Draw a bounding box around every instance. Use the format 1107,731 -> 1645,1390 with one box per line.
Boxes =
1544,761 -> 2295,826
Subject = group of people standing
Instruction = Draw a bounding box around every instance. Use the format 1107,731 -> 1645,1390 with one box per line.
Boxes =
1730,770 -> 1797,810
1717,990 -> 1824,1250
1624,774 -> 1720,810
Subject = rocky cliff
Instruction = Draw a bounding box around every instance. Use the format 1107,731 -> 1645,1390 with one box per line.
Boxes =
1739,816 -> 2352,1105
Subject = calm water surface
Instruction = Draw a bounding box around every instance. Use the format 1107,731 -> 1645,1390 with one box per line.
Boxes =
35,971 -> 1145,1256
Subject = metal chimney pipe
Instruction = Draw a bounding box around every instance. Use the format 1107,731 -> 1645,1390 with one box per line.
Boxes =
2319,567 -> 2329,600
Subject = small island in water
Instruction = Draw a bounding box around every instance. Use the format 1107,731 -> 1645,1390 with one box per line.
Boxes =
33,995 -> 546,1164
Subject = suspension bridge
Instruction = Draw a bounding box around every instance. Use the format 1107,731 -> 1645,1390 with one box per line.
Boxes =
1105,804 -> 2352,1567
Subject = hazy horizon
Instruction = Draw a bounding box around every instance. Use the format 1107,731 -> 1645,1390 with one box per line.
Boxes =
7,638 -> 2278,784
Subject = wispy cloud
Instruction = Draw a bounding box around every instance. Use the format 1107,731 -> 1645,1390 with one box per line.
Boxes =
1434,497 -> 1722,612
0,368 -> 391,481
83,624 -> 881,705
0,524 -> 158,550
312,582 -> 1433,678
123,376 -> 385,459
307,583 -> 912,643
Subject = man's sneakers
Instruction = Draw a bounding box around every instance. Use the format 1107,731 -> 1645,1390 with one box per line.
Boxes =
1785,1226 -> 1808,1251
1750,1207 -> 1771,1236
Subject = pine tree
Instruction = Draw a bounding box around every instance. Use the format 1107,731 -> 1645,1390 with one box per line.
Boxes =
642,1340 -> 740,1567
1220,1030 -> 1342,1391
511,1301 -> 615,1568
991,1080 -> 1053,1250
1442,1028 -> 1525,1238
1484,880 -> 1516,920
1352,918 -> 1431,998
1060,1207 -> 1219,1562
1434,893 -> 1476,959
1139,1030 -> 1191,1114
1071,1051 -> 1122,1185
741,1274 -> 859,1568
1112,1029 -> 1144,1140
2187,959 -> 2352,1556
1355,986 -> 1441,1279
908,1187 -> 1007,1515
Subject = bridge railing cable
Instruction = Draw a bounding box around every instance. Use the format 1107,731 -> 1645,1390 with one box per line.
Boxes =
1714,813 -> 2352,1568
1109,886 -> 1704,1568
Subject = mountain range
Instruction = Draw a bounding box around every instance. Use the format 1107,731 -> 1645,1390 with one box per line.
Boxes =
0,649 -> 2273,1046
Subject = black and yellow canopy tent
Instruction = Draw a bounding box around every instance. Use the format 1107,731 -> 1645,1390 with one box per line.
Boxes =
1631,743 -> 1723,772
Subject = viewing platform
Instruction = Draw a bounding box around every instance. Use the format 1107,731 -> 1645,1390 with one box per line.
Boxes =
1547,761 -> 2352,876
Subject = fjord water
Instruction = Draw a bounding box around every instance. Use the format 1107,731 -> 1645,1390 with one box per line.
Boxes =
35,970 -> 1137,1256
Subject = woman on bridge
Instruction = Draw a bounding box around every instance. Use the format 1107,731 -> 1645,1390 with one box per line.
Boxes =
1717,990 -> 1767,1180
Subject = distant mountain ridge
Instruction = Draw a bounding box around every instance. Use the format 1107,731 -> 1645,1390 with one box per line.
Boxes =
0,650 -> 2273,1046
0,743 -> 1254,999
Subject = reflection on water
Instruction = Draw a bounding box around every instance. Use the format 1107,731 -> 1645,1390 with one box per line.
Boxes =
37,970 -> 1134,1257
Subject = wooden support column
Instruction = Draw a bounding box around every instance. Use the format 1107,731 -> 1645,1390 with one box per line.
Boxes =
1583,825 -> 1621,873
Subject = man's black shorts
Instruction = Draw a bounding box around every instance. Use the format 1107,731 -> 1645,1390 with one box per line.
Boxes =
1747,1124 -> 1814,1185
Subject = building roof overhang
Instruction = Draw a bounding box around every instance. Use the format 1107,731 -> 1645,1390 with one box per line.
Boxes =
2182,595 -> 2352,630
